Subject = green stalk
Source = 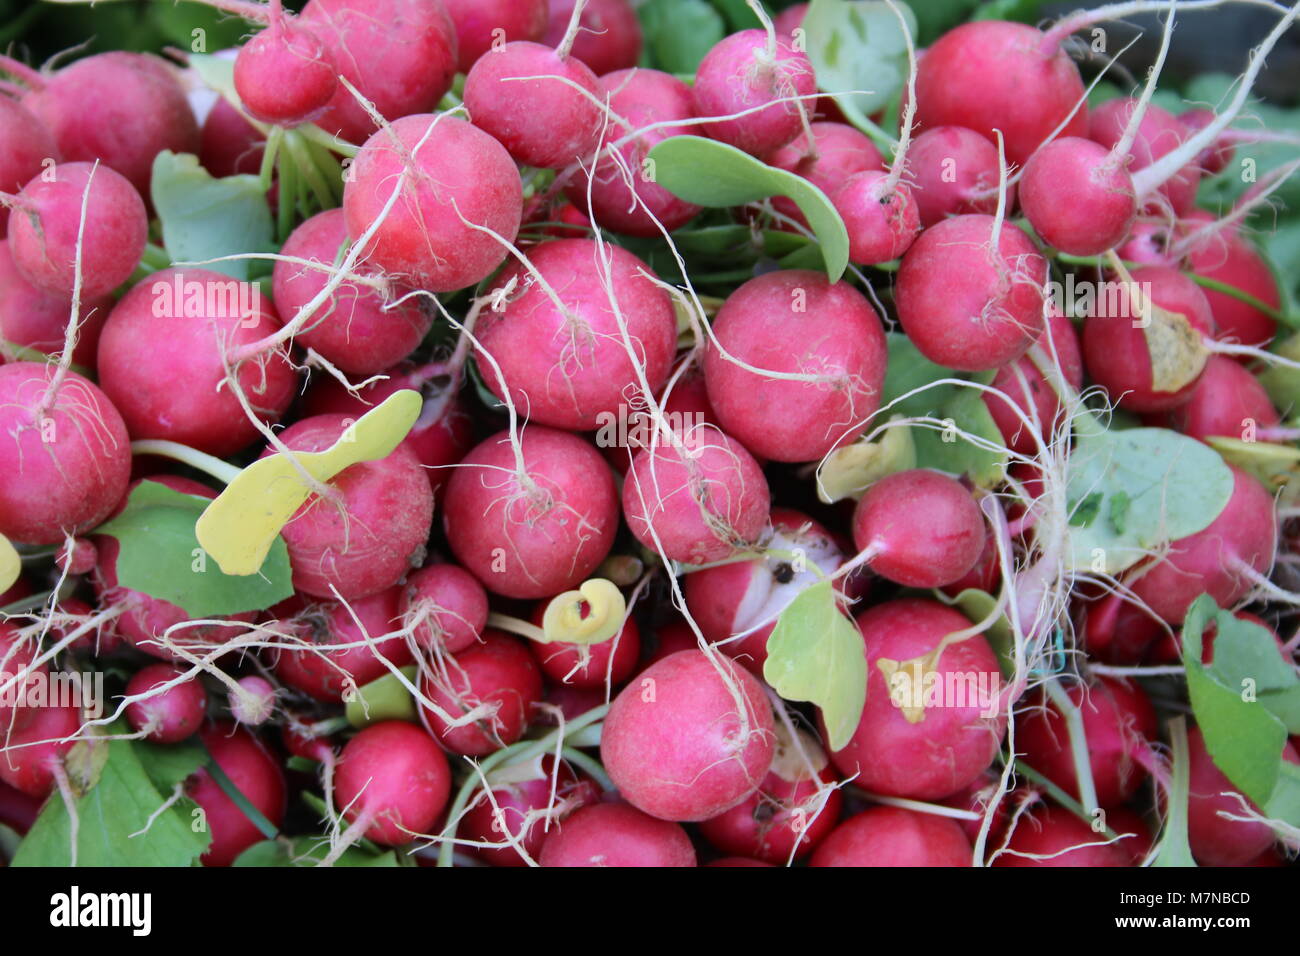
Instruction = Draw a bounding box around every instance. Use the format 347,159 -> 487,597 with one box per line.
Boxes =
1044,679 -> 1100,815
130,440 -> 241,484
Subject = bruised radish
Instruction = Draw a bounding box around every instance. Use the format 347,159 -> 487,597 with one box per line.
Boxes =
333,721 -> 451,845
811,807 -> 973,867
540,802 -> 695,867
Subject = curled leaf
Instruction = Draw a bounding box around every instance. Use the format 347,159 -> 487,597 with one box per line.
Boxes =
0,533 -> 18,594
541,579 -> 626,645
816,418 -> 916,503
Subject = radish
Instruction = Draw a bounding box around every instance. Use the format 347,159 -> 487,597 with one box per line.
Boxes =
476,238 -> 677,430
564,68 -> 700,237
1088,98 -> 1199,216
445,0 -> 549,72
832,169 -> 921,265
1164,355 -> 1279,442
542,0 -> 642,76
540,683 -> 607,723
0,240 -> 110,367
1076,588 -> 1165,666
993,805 -> 1130,867
828,598 -> 1005,800
419,629 -> 543,757
443,427 -> 618,599
699,726 -> 843,864
198,98 -> 265,179
124,663 -> 208,744
272,209 -> 433,375
703,269 -> 888,462
0,362 -> 131,545
1127,465 -> 1277,625
269,413 -> 434,601
333,721 -> 451,846
984,307 -> 1084,455
684,508 -> 843,674
528,601 -> 639,689
601,649 -> 775,822
810,807 -> 972,867
1080,264 -> 1215,414
0,620 -> 47,724
6,161 -> 146,301
895,214 -> 1048,372
458,755 -> 599,866
18,51 -> 199,198
271,587 -> 413,702
1117,220 -> 1177,268
298,0 -> 458,145
622,424 -> 770,565
539,801 -> 696,867
234,2 -> 337,127
1019,137 -> 1136,256
1183,219 -> 1282,348
1188,725 -> 1297,866
1179,108 -> 1235,176
1015,677 -> 1157,808
905,126 -> 1009,228
401,563 -> 488,655
185,722 -> 287,867
766,121 -> 885,230
228,676 -> 276,727
912,20 -> 1086,167
342,114 -> 522,293
851,470 -> 985,589
0,702 -> 81,799
96,267 -> 298,457
0,96 -> 57,239
463,41 -> 602,170
692,29 -> 816,157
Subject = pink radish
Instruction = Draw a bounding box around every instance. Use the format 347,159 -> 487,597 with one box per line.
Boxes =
905,126 -> 1010,228
401,563 -> 488,655
125,663 -> 208,744
543,0 -> 642,76
0,239 -> 110,367
445,0 -> 549,72
540,801 -> 695,867
0,96 -> 57,238
333,721 -> 451,846
234,5 -> 337,127
185,722 -> 286,867
810,807 -> 973,867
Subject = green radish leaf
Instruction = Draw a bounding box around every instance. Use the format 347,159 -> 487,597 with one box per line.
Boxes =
802,0 -> 918,124
1151,717 -> 1198,867
944,588 -> 1013,677
94,481 -> 294,618
708,0 -> 765,32
909,0 -> 977,44
151,150 -> 274,281
11,732 -> 208,867
1069,492 -> 1104,528
881,333 -> 963,418
970,0 -> 1052,22
639,0 -> 726,73
646,135 -> 850,280
1065,428 -> 1234,574
1187,598 -> 1300,734
763,580 -> 866,751
1206,436 -> 1300,493
233,837 -> 401,867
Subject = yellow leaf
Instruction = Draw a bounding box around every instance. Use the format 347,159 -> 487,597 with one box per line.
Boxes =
0,533 -> 18,594
195,390 -> 422,576
816,418 -> 916,504
541,579 -> 626,645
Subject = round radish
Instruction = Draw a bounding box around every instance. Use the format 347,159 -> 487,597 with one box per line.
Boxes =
810,807 -> 973,867
543,0 -> 642,76
766,121 -> 885,229
198,98 -> 265,179
234,17 -> 337,127
1088,98 -> 1199,216
125,663 -> 207,744
401,563 -> 488,655
0,239 -> 110,368
1184,218 -> 1281,348
1188,725 -> 1296,866
185,722 -> 286,867
1019,136 -> 1136,255
333,721 -> 451,845
992,805 -> 1130,867
445,0 -> 549,72
1165,355 -> 1278,442
540,801 -> 695,866
527,602 -> 639,688
0,702 -> 81,799
0,96 -> 57,238
832,170 -> 921,264
983,307 -> 1084,455
905,125 -> 1009,228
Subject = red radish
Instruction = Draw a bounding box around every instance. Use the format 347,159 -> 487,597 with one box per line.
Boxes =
298,0 -> 458,145
699,726 -> 843,864
939,529 -> 1002,599
272,209 -> 432,375
1075,588 -> 1166,665
229,676 -> 276,727
541,682 -> 607,722
401,563 -> 488,655
703,269 -> 888,462
940,771 -> 1011,846
20,52 -> 199,198
1019,137 -> 1136,255
1106,806 -> 1154,865
443,427 -> 618,600
992,805 -> 1130,867
477,238 -> 677,430
198,98 -> 264,179
692,29 -> 816,157
185,722 -> 286,867
1183,218 -> 1281,348
1118,220 -> 1177,267
684,509 -> 843,674
1080,264 -> 1215,414
281,714 -> 336,763
1165,355 -> 1278,442
852,470 -> 985,589
564,68 -> 700,236
7,162 -> 146,301
0,97 -> 57,238
707,856 -> 773,866
895,214 -> 1048,372
601,649 -> 775,822
458,756 -> 600,866
333,721 -> 451,846
301,363 -> 474,501
445,0 -> 549,72
0,620 -> 47,724
832,170 -> 921,264
905,126 -> 1009,228
1015,677 -> 1157,808
913,21 -> 1086,167
766,121 -> 885,229
527,603 -> 639,689
1187,725 -> 1297,866
540,801 -> 696,867
124,663 -> 207,744
543,0 -> 642,76
342,114 -> 521,293
0,777 -> 42,836
644,619 -> 700,667
984,307 -> 1084,455
773,2 -> 808,36
270,414 -> 434,601
828,599 -> 1005,800
271,588 -> 413,702
810,807 -> 973,867
419,629 -> 543,757
1089,98 -> 1199,216
1127,465 -> 1276,626
234,13 -> 337,126
0,702 -> 81,799
96,267 -> 298,457
0,240 -> 110,367
0,362 -> 130,545
464,41 -> 602,169
622,424 -> 770,564
1179,108 -> 1235,176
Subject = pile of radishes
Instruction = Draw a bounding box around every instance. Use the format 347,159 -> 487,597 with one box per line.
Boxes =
2,0 -> 1300,869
